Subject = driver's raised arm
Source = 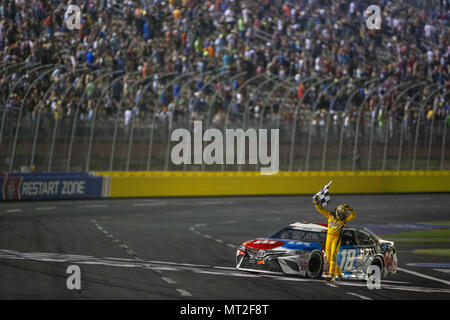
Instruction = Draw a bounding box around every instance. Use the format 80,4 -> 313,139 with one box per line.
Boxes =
313,196 -> 332,219
343,205 -> 356,223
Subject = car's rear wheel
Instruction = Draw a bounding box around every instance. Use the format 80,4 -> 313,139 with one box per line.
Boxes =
306,251 -> 323,279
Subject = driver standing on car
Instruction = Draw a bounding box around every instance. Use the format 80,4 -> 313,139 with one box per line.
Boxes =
313,197 -> 356,282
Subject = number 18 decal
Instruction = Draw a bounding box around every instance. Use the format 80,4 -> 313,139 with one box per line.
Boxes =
339,249 -> 357,271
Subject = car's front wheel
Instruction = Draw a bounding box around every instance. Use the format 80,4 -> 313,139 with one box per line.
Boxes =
306,251 -> 323,279
367,257 -> 384,280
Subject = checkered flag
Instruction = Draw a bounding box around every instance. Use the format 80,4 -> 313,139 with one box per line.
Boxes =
313,180 -> 333,207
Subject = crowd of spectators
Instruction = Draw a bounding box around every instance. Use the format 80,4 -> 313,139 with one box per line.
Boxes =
0,0 -> 449,138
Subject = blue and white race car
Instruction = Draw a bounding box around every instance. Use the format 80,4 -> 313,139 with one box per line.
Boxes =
236,222 -> 397,280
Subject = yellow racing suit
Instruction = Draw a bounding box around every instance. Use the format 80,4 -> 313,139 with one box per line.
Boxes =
314,201 -> 356,278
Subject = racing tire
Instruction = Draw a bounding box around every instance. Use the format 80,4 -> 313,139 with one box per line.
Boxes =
306,251 -> 323,279
367,257 -> 384,280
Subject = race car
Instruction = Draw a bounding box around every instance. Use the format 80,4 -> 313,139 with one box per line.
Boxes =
236,222 -> 397,280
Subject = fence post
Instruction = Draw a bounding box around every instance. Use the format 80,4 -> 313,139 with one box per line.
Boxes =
221,74 -> 269,171
0,63 -> 46,153
426,96 -> 439,170
337,78 -> 378,170
379,82 -> 428,171
238,76 -> 277,172
352,81 -> 386,171
397,84 -> 436,170
109,74 -> 143,171
397,83 -> 432,170
49,69 -> 93,172
9,65 -> 62,172
0,62 -> 39,149
317,77 -> 350,171
123,73 -> 161,171
412,85 -> 442,170
147,72 -> 192,171
304,77 -> 336,171
440,117 -> 447,170
271,81 -> 299,172
85,70 -> 127,172
164,71 -> 213,172
66,69 -> 113,171
287,76 -> 328,171
367,81 -> 414,171
201,71 -> 245,172
31,68 -> 89,171
287,76 -> 314,171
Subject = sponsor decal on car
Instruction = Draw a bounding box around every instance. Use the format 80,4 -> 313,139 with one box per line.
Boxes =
245,239 -> 284,250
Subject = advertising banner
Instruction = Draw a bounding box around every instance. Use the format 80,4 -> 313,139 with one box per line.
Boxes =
0,173 -> 107,201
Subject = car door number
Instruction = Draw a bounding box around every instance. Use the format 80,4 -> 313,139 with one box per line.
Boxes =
339,249 -> 358,271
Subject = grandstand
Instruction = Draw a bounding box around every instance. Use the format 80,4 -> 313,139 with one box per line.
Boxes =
0,0 -> 448,172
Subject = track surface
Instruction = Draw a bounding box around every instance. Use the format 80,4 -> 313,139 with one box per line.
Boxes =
0,194 -> 449,300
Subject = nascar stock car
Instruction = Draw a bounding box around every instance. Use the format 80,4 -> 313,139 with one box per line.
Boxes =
236,222 -> 397,280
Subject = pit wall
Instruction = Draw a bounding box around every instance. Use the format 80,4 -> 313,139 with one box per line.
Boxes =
95,171 -> 450,198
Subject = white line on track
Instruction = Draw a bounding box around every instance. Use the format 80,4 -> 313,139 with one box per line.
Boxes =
131,214 -> 146,217
91,220 -> 192,296
325,283 -> 338,288
195,201 -> 235,206
176,289 -> 192,297
213,266 -> 236,270
161,277 -> 178,284
132,202 -> 167,207
166,211 -> 193,215
399,197 -> 431,201
434,269 -> 450,274
271,276 -> 310,282
190,223 -> 238,250
346,292 -> 373,300
5,209 -> 22,213
145,261 -> 211,268
218,220 -> 237,225
397,267 -> 450,286
336,280 -> 450,294
126,250 -> 138,256
381,280 -> 411,285
1,249 -> 449,295
78,204 -> 109,208
35,206 -> 57,211
255,218 -> 282,222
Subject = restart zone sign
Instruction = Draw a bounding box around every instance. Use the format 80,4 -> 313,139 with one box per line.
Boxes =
0,173 -> 108,200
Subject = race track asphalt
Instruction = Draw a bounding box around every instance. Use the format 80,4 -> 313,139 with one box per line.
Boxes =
0,194 -> 449,300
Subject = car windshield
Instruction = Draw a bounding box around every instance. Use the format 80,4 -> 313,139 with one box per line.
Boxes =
270,228 -> 327,244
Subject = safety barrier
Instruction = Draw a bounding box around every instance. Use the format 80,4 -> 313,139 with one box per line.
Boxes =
95,171 -> 450,198
2,171 -> 448,200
